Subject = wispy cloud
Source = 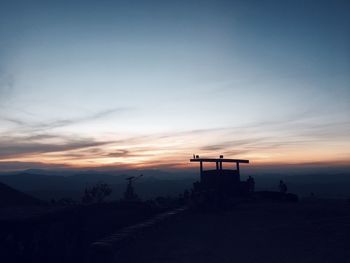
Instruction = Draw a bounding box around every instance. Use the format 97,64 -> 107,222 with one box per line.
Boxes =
0,113 -> 349,170
200,138 -> 260,152
0,107 -> 127,132
0,135 -> 111,158
107,150 -> 135,158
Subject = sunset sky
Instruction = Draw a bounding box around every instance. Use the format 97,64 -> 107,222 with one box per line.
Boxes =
0,0 -> 349,171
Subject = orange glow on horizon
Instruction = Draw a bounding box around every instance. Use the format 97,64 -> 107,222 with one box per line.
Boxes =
1,127 -> 349,171
1,146 -> 349,171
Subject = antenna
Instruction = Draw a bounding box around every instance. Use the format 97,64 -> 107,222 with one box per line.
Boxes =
124,174 -> 143,201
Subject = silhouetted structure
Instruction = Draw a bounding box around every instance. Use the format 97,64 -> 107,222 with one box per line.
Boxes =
124,174 -> 143,201
190,156 -> 250,201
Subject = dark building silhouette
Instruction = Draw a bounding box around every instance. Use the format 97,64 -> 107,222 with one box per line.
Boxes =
190,155 -> 250,198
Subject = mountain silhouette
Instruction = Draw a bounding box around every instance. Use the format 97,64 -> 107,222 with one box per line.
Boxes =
0,171 -> 197,201
0,181 -> 44,207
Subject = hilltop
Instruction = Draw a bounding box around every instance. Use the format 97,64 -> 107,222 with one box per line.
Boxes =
0,182 -> 44,207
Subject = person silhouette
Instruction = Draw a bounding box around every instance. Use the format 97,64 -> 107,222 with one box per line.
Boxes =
279,180 -> 287,194
247,176 -> 255,193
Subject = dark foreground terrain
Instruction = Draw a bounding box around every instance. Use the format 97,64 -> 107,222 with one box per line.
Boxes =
115,200 -> 350,263
0,201 -> 163,263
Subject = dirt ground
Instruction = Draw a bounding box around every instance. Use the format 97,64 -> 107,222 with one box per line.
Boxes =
114,200 -> 350,263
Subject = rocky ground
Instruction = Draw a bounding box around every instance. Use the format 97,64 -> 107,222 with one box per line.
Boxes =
114,199 -> 350,263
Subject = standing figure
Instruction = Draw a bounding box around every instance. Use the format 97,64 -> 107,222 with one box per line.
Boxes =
279,180 -> 287,194
247,176 -> 255,193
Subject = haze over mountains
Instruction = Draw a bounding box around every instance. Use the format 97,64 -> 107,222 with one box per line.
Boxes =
0,169 -> 197,201
1,168 -> 349,202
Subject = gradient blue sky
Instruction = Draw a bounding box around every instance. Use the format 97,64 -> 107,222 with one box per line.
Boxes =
0,0 -> 349,170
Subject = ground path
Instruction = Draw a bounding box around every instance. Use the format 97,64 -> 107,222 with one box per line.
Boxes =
114,200 -> 350,263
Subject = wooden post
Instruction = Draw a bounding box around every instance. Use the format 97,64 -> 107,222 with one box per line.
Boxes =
236,162 -> 240,176
216,161 -> 219,171
200,161 -> 203,180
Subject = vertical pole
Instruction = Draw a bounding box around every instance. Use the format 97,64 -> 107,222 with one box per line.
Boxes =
200,161 -> 203,181
216,161 -> 219,171
236,162 -> 241,182
220,162 -> 222,170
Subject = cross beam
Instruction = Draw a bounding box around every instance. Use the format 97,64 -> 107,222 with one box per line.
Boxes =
190,158 -> 249,163
190,157 -> 249,179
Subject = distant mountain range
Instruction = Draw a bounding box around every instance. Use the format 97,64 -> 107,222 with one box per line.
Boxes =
0,169 -> 349,201
0,169 -> 198,201
243,172 -> 350,199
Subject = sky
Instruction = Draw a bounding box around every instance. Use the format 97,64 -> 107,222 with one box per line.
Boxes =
0,0 -> 349,171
